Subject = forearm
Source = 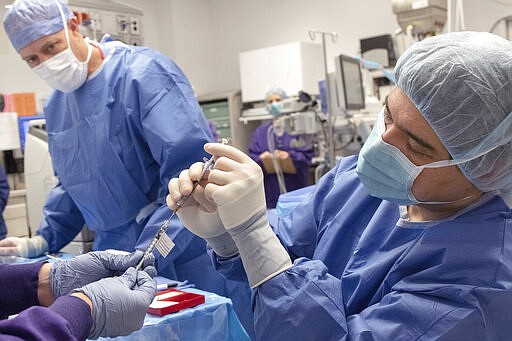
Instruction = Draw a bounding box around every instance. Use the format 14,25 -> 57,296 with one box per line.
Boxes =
39,263 -> 93,311
0,263 -> 42,317
254,257 -> 487,341
142,89 -> 212,184
38,263 -> 55,307
253,259 -> 347,341
0,296 -> 93,341
70,292 -> 93,312
1,262 -> 58,314
228,211 -> 292,288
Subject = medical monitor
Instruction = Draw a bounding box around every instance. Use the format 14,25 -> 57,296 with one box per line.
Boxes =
18,115 -> 44,152
334,54 -> 365,111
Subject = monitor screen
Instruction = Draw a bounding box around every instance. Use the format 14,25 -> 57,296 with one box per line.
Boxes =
18,115 -> 44,152
335,55 -> 365,111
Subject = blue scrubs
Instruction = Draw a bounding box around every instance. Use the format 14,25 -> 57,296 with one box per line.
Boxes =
0,167 -> 9,239
212,155 -> 512,340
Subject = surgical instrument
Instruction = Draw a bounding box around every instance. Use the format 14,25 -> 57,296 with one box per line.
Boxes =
135,139 -> 227,271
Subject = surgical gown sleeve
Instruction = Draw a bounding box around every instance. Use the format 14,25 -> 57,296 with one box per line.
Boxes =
131,49 -> 214,250
129,50 -> 212,188
0,263 -> 92,341
37,182 -> 86,252
252,259 -> 491,340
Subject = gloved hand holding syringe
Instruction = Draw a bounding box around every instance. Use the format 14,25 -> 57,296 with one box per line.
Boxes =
134,139 -> 228,271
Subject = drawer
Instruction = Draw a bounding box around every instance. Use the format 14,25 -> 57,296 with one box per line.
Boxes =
201,102 -> 229,120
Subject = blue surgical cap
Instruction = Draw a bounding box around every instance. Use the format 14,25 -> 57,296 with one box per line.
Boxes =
265,87 -> 288,103
395,32 -> 512,206
3,0 -> 73,52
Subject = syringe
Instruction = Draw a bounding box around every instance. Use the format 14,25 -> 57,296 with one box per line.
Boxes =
134,140 -> 225,271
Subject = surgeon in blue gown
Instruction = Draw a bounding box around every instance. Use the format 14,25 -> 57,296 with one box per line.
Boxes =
168,32 -> 512,340
0,1 -> 254,338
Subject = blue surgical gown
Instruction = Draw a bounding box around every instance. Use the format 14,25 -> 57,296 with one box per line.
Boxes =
0,167 -> 9,239
39,41 -> 211,251
212,155 -> 512,340
39,41 -> 254,339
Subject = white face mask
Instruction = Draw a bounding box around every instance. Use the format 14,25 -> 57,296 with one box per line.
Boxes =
32,0 -> 92,92
33,43 -> 92,92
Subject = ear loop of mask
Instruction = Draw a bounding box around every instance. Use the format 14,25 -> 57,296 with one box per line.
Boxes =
55,0 -> 71,48
377,106 -> 498,205
54,0 -> 92,64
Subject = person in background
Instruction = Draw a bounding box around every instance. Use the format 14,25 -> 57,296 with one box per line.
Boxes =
208,121 -> 219,142
167,32 -> 512,340
0,1 -> 254,337
0,166 -> 9,240
0,251 -> 156,340
248,88 -> 314,208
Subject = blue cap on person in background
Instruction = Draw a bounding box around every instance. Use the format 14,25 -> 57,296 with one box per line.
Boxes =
3,0 -> 73,52
265,87 -> 288,103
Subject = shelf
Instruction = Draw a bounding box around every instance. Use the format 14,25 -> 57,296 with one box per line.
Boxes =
239,114 -> 273,124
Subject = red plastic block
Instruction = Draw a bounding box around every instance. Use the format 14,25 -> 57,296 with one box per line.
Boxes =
147,289 -> 205,316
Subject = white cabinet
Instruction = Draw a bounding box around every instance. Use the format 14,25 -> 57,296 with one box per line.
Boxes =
239,42 -> 324,103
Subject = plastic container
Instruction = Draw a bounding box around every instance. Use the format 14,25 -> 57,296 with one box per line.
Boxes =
147,289 -> 205,316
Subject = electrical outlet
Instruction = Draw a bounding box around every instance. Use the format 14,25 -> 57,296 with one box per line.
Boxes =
117,14 -> 128,34
129,16 -> 140,36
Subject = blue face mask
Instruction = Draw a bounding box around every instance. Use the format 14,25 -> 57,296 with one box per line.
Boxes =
268,102 -> 283,117
356,108 -> 482,206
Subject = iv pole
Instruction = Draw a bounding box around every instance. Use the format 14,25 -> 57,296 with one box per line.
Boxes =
309,30 -> 338,170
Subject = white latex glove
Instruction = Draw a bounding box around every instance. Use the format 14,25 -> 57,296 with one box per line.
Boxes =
203,143 -> 292,288
166,162 -> 238,257
0,236 -> 48,258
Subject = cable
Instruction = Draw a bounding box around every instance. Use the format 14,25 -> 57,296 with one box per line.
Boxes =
267,123 -> 287,195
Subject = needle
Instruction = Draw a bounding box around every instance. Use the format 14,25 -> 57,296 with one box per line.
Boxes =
134,139 -> 227,270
